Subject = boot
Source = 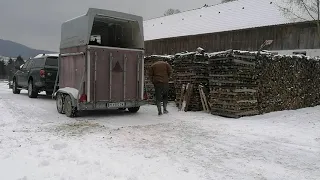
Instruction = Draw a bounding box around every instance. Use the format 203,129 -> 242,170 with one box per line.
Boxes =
157,103 -> 162,116
163,102 -> 169,114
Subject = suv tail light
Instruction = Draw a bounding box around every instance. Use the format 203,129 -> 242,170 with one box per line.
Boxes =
40,69 -> 45,78
79,94 -> 87,103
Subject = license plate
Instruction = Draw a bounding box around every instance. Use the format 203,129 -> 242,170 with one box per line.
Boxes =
107,102 -> 125,108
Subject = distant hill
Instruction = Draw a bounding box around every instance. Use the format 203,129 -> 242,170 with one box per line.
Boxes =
0,39 -> 56,59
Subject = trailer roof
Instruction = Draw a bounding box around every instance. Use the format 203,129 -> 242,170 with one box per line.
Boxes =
60,8 -> 144,49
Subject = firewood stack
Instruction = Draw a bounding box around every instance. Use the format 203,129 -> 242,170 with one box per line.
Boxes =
173,52 -> 209,111
144,55 -> 175,104
144,49 -> 320,117
208,50 -> 260,118
257,54 -> 320,114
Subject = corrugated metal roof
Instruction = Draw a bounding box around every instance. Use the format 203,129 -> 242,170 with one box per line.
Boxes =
143,0 -> 312,41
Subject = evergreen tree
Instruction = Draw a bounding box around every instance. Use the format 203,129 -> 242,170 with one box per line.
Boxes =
16,55 -> 24,66
8,58 -> 13,65
6,58 -> 14,80
0,60 -> 6,79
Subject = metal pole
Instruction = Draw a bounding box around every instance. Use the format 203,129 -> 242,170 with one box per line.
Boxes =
87,51 -> 91,102
109,53 -> 113,100
136,54 -> 140,99
94,51 -> 97,106
123,54 -> 127,100
52,54 -> 61,99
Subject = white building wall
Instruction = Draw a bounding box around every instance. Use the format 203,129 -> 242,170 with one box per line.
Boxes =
270,49 -> 320,57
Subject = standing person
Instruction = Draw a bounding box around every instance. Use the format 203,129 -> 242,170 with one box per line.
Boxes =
148,60 -> 173,115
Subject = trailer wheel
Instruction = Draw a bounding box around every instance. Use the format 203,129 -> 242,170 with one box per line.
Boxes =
56,93 -> 65,114
128,106 -> 140,113
64,95 -> 77,117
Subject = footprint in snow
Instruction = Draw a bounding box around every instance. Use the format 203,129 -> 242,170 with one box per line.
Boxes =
17,176 -> 28,180
38,149 -> 44,152
78,161 -> 89,165
59,155 -> 66,160
52,143 -> 68,150
39,160 -> 50,167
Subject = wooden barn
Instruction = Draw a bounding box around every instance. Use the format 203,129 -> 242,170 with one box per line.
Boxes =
143,0 -> 319,56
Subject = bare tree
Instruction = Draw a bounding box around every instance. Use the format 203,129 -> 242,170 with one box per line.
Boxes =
277,0 -> 320,38
164,9 -> 181,16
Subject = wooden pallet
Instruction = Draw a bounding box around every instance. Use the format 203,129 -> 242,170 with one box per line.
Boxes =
198,85 -> 210,112
179,83 -> 194,112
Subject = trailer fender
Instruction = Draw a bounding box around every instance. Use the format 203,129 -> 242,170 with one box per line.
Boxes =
54,87 -> 79,106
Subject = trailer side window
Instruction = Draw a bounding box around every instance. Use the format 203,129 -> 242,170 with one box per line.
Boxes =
90,16 -> 142,49
89,35 -> 101,45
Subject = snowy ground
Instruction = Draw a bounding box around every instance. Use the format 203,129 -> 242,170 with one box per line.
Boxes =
0,82 -> 319,180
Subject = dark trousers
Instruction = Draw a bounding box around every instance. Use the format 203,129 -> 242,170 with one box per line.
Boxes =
154,83 -> 169,111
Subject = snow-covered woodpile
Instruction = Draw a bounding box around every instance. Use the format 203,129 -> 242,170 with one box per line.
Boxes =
173,52 -> 209,111
144,55 -> 175,104
208,50 -> 320,117
208,50 -> 259,118
257,54 -> 320,114
146,49 -> 320,117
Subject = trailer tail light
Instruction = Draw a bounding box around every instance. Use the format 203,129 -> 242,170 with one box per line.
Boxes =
79,81 -> 87,103
40,69 -> 45,78
79,94 -> 87,103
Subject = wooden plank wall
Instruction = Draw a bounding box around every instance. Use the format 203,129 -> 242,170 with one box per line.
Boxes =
144,22 -> 319,55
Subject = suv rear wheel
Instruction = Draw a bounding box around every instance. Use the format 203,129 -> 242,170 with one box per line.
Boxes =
12,79 -> 20,94
28,80 -> 38,98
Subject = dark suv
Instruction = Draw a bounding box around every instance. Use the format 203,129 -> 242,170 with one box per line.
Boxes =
12,54 -> 59,98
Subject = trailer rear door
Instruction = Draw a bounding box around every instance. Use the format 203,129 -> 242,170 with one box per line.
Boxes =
87,46 -> 143,103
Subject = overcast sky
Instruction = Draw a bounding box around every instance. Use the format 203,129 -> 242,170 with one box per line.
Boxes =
0,0 -> 221,51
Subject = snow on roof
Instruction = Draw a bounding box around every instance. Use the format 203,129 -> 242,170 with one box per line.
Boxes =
143,0 -> 312,41
34,54 -> 59,58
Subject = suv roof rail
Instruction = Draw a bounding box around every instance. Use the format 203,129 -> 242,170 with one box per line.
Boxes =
34,53 -> 59,58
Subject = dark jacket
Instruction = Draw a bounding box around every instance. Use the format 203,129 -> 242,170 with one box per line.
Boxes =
148,61 -> 173,84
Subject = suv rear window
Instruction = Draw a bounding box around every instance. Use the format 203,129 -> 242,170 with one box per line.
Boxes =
45,57 -> 58,66
32,58 -> 45,68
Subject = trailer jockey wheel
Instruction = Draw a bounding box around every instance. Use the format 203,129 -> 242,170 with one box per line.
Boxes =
64,95 -> 77,117
56,93 -> 65,114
